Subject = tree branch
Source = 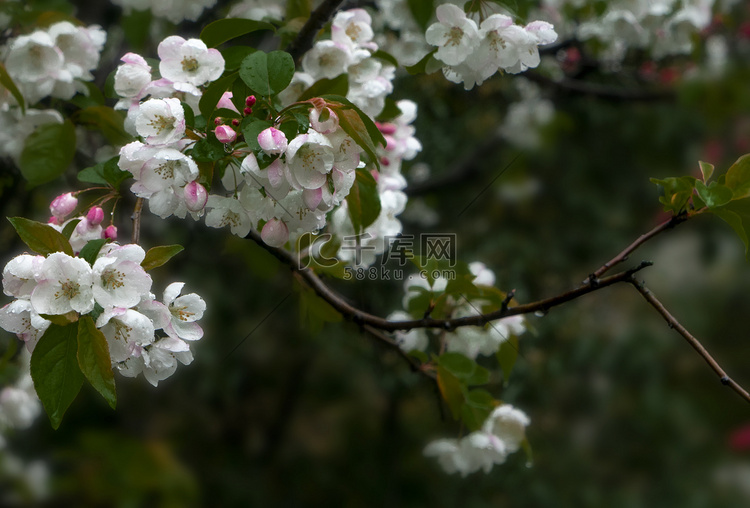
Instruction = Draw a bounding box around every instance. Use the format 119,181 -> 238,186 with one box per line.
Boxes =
245,229 -> 652,332
525,71 -> 674,102
285,0 -> 347,63
629,277 -> 750,404
131,197 -> 143,244
589,212 -> 691,281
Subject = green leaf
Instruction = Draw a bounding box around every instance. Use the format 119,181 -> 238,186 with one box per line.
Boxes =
74,106 -> 131,146
405,50 -> 437,75
461,389 -> 496,431
372,49 -> 399,67
239,50 -> 295,97
122,9 -> 152,50
30,323 -> 85,429
200,18 -> 274,48
286,0 -> 311,19
297,74 -> 349,101
221,46 -> 256,72
725,154 -> 750,199
295,282 -> 342,335
39,312 -> 79,327
346,168 -> 382,233
438,351 -> 489,386
77,316 -> 116,409
79,239 -> 108,266
241,117 -> 272,151
407,0 -> 435,31
0,62 -> 25,113
324,95 -> 386,166
78,157 -> 130,188
436,366 -> 464,420
376,97 -> 403,122
650,176 -> 696,214
19,119 -> 76,186
190,135 -> 226,163
8,217 -> 73,256
699,160 -> 714,184
199,72 -> 238,119
497,335 -> 519,384
141,245 -> 184,271
695,181 -> 733,209
61,219 -> 80,240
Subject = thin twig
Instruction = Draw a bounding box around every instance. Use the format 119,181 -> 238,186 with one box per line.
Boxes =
285,0 -> 347,63
589,213 -> 690,282
629,278 -> 750,404
362,324 -> 436,381
131,197 -> 143,244
245,229 -> 652,331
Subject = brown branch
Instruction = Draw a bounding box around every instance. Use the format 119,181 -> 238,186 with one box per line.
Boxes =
362,324 -> 436,381
285,0 -> 347,63
629,278 -> 750,404
131,197 -> 143,244
589,213 -> 690,281
245,229 -> 652,331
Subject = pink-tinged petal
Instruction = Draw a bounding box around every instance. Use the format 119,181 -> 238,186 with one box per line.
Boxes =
302,187 -> 323,209
261,219 -> 289,248
216,91 -> 240,113
266,158 -> 284,188
184,181 -> 208,212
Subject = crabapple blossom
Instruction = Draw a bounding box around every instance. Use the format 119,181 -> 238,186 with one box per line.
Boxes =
86,206 -> 104,226
386,311 -> 428,352
30,253 -> 94,315
425,4 -> 481,66
261,219 -> 290,248
104,226 -> 118,240
205,195 -> 257,237
96,307 -> 156,364
135,98 -> 186,146
0,299 -> 50,351
332,9 -> 377,51
302,40 -> 357,80
3,255 -> 44,299
215,125 -> 238,144
114,53 -> 152,98
285,130 -> 335,190
258,127 -> 288,154
162,282 -> 206,342
184,181 -> 209,212
4,31 -> 69,104
158,36 -> 224,87
92,244 -> 152,309
49,193 -> 77,221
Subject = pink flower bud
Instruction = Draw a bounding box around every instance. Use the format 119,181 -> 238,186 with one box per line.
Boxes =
310,107 -> 338,134
87,206 -> 104,225
243,107 -> 253,115
261,219 -> 289,248
214,117 -> 223,125
104,225 -> 118,240
215,125 -> 237,144
257,127 -> 287,154
216,91 -> 240,114
231,118 -> 240,126
377,122 -> 397,135
184,181 -> 208,212
48,215 -> 62,226
245,95 -> 256,107
50,192 -> 77,219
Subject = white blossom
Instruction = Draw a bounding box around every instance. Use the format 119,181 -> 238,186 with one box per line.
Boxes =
158,36 -> 225,87
30,253 -> 94,315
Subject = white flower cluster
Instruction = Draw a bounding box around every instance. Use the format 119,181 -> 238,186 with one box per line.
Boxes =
424,404 -> 530,476
0,22 -> 105,163
217,112 -> 365,247
426,4 -> 558,90
329,100 -> 421,266
110,0 -> 217,24
0,351 -> 41,431
115,36 -> 225,220
499,78 -> 555,150
388,262 -> 526,359
0,245 -> 206,387
371,0 -> 433,67
282,9 -> 395,118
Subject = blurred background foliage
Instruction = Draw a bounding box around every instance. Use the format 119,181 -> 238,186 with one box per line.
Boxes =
2,0 -> 750,506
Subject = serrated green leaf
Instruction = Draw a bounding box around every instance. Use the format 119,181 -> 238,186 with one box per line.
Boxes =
77,316 -> 116,409
141,245 -> 184,271
200,18 -> 275,48
199,72 -> 238,120
497,335 -> 519,385
31,323 -> 85,429
191,135 -> 226,163
74,106 -> 131,146
297,74 -> 349,102
8,217 -> 73,256
0,62 -> 25,113
695,181 -> 733,209
19,119 -> 76,186
79,239 -> 108,266
699,160 -> 714,184
650,176 -> 696,214
725,154 -> 750,200
436,365 -> 464,420
241,117 -> 272,151
239,50 -> 295,97
346,168 -> 381,234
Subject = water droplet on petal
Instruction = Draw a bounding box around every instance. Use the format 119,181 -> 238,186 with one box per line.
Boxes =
534,310 -> 547,318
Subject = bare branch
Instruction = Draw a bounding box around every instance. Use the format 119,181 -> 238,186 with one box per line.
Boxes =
589,213 -> 690,281
629,278 -> 750,404
131,197 -> 143,244
285,0 -> 347,63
